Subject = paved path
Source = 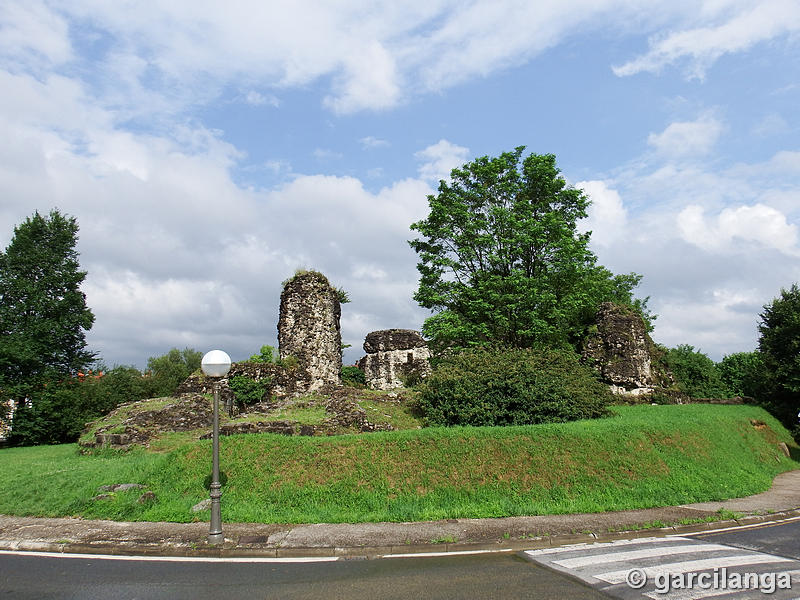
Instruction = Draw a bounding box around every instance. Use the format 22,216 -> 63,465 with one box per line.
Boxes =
0,470 -> 798,558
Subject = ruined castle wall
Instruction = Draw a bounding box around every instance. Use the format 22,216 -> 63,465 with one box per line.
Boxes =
358,329 -> 431,390
278,271 -> 342,392
581,302 -> 669,396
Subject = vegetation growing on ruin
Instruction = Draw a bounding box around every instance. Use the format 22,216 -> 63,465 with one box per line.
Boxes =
282,268 -> 350,304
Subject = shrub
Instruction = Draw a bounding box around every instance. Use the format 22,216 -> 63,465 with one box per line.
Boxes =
8,376 -> 106,445
7,365 -> 154,446
417,346 -> 612,427
228,375 -> 270,406
278,355 -> 300,371
341,365 -> 365,387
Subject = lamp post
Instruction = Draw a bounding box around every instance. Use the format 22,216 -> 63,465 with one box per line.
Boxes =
201,350 -> 231,545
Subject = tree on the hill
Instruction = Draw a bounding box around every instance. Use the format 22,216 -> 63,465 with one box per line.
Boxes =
663,344 -> 730,399
409,146 -> 650,353
718,351 -> 765,400
758,284 -> 800,434
146,347 -> 202,397
0,210 -> 95,407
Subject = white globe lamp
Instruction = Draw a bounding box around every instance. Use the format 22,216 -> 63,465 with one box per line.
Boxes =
200,349 -> 231,545
201,350 -> 231,378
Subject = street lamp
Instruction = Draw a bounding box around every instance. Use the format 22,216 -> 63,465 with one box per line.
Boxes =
201,349 -> 231,545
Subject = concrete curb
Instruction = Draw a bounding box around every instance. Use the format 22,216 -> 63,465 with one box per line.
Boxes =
2,508 -> 798,560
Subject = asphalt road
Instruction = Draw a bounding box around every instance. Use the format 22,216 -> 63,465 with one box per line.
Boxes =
0,551 -> 610,600
688,517 -> 800,560
2,519 -> 797,599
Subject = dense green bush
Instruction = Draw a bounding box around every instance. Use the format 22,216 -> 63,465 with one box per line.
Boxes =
663,344 -> 730,399
417,346 -> 612,426
718,352 -> 766,400
341,365 -> 365,387
7,364 -> 158,446
228,375 -> 270,406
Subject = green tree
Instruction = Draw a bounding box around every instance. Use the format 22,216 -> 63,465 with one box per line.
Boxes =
718,351 -> 766,400
758,284 -> 800,433
0,210 -> 95,425
248,345 -> 277,363
8,363 -> 158,446
663,344 -> 730,399
146,347 -> 202,397
409,147 -> 649,353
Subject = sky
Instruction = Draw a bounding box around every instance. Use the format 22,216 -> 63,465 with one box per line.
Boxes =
1,0 -> 799,368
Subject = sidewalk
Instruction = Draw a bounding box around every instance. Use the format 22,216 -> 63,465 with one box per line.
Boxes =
1,470 -> 798,559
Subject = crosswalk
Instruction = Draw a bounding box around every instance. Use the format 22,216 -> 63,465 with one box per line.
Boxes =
524,536 -> 800,599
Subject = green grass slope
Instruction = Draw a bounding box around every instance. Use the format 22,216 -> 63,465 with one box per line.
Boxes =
1,404 -> 797,524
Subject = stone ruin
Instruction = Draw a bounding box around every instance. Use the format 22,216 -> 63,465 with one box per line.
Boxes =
278,270 -> 342,393
357,329 -> 431,390
581,302 -> 671,396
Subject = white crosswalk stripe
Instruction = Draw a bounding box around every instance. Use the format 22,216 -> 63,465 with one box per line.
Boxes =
596,554 -> 793,585
525,536 -> 687,556
553,543 -> 727,569
524,535 -> 800,600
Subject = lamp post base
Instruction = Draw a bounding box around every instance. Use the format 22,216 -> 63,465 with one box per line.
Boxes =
207,531 -> 224,545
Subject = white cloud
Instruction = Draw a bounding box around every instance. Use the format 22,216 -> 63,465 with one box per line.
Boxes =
613,0 -> 800,79
577,180 -> 627,247
243,91 -> 279,107
587,145 -> 800,360
324,41 -> 401,113
677,203 -> 799,255
1,1 -> 794,116
2,0 -> 800,371
0,1 -> 73,70
415,139 -> 470,183
352,264 -> 389,280
312,148 -> 343,160
647,113 -> 725,158
752,113 -> 789,137
360,136 -> 390,149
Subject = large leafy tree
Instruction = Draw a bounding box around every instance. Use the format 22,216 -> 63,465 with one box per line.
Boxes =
758,284 -> 800,434
409,147 -> 649,352
146,347 -> 202,397
718,351 -> 766,400
662,344 -> 730,399
0,210 -> 95,406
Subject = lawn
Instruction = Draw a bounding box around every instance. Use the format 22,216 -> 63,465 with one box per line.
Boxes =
0,404 -> 797,524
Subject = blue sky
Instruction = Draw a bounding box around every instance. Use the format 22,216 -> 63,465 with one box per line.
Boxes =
1,1 -> 799,367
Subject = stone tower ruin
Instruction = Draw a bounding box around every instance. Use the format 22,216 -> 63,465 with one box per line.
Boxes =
278,270 -> 342,392
581,302 -> 670,396
357,329 -> 431,390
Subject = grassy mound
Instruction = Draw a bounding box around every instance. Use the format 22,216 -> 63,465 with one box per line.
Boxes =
1,404 -> 797,524
78,388 -> 423,449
